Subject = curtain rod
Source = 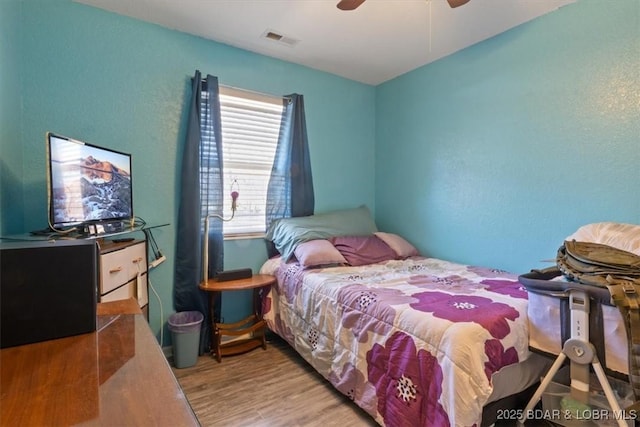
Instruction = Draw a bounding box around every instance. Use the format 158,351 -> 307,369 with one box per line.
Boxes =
199,79 -> 292,103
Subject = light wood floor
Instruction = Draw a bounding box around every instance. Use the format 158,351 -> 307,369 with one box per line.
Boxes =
172,335 -> 379,427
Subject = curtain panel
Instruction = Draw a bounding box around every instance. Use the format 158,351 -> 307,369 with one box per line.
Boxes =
265,94 -> 315,258
174,71 -> 224,354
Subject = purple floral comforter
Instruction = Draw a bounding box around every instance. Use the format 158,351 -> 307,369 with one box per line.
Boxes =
261,257 -> 531,427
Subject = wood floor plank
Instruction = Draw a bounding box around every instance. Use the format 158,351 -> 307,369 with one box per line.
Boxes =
173,336 -> 378,427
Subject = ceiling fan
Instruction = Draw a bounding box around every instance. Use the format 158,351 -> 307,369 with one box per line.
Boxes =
337,0 -> 471,11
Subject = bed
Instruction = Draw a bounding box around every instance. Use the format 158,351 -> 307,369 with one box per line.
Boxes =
260,206 -> 551,427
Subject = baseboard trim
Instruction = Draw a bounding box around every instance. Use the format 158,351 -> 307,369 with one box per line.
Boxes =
162,345 -> 173,360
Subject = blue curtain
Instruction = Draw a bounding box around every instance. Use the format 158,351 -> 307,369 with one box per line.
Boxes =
265,94 -> 315,257
174,71 -> 224,354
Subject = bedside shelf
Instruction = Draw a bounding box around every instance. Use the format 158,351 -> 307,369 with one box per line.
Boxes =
199,274 -> 276,362
216,314 -> 267,358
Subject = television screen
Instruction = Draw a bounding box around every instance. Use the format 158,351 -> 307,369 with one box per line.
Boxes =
47,132 -> 133,229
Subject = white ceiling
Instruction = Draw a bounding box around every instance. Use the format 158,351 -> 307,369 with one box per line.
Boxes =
75,0 -> 576,85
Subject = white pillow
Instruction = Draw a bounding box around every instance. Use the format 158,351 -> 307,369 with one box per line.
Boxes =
259,256 -> 283,275
294,239 -> 347,268
374,232 -> 419,258
566,222 -> 640,256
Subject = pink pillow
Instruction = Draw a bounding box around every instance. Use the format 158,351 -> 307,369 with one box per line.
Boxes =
374,232 -> 419,258
330,235 -> 397,267
294,240 -> 347,268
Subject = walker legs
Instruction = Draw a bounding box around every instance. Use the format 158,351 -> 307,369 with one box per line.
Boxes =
518,352 -> 566,425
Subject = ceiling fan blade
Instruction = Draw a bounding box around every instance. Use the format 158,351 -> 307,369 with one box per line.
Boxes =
337,0 -> 366,11
447,0 -> 471,8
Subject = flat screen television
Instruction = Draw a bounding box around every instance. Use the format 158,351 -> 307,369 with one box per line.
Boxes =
46,132 -> 133,231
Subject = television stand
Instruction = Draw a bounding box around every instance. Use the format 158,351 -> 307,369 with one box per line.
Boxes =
29,227 -> 56,236
97,238 -> 149,319
20,222 -> 168,242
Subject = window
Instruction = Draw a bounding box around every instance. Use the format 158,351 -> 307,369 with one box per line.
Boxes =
201,86 -> 284,237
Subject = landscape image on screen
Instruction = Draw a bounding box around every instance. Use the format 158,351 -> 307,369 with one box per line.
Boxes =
50,136 -> 132,226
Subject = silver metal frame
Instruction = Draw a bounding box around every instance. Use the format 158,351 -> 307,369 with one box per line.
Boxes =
518,289 -> 626,427
202,210 -> 235,283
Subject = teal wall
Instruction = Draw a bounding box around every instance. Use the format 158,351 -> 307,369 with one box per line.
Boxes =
375,0 -> 640,274
4,0 -> 639,346
4,0 -> 376,344
1,0 -> 24,234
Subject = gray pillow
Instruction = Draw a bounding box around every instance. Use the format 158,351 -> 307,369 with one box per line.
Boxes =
266,205 -> 378,261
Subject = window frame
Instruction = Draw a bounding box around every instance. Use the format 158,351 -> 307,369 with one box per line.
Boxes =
202,85 -> 285,239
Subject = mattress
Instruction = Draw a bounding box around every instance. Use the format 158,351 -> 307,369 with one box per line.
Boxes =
260,256 -> 550,427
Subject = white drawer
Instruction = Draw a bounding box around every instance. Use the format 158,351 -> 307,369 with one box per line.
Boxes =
137,273 -> 148,308
100,242 -> 146,295
99,275 -> 148,308
100,279 -> 136,303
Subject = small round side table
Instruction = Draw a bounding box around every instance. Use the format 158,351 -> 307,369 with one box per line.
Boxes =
199,274 -> 276,362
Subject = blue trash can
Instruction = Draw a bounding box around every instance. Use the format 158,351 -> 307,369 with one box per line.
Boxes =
168,311 -> 203,368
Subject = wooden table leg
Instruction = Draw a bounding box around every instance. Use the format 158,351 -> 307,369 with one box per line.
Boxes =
208,291 -> 222,363
253,287 -> 267,350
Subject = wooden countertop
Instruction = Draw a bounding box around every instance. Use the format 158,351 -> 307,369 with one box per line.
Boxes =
0,299 -> 199,426
96,297 -> 143,316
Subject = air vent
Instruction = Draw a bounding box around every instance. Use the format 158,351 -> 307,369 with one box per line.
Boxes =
265,31 -> 282,41
261,29 -> 299,47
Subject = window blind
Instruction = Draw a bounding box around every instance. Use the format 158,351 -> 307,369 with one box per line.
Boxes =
201,86 -> 284,237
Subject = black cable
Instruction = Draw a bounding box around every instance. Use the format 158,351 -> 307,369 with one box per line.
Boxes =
150,231 -> 161,257
133,216 -> 147,228
143,228 -> 162,259
142,229 -> 157,258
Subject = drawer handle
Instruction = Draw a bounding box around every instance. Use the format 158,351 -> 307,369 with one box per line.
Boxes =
132,257 -> 143,264
109,266 -> 123,274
